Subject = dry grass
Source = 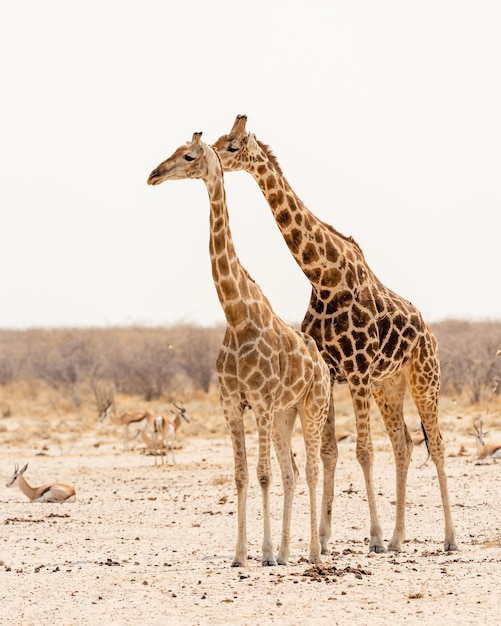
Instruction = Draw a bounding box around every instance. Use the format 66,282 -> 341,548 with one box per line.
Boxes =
1,378 -> 501,456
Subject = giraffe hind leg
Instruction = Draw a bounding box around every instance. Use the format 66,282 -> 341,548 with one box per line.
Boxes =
408,340 -> 458,552
319,394 -> 337,555
409,386 -> 458,551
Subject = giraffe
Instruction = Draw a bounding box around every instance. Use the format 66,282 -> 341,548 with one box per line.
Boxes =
212,115 -> 458,554
147,132 -> 331,566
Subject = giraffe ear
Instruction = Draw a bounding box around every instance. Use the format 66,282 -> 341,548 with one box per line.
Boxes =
247,133 -> 259,150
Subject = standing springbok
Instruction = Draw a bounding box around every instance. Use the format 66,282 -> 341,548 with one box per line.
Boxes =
99,402 -> 155,451
136,402 -> 191,465
6,463 -> 76,502
472,420 -> 501,459
137,415 -> 170,465
165,402 -> 191,463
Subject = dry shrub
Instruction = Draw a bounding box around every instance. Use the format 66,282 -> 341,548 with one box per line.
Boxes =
0,320 -> 500,443
432,319 -> 501,403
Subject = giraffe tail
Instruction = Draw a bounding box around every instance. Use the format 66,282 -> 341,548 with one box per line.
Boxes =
419,422 -> 431,465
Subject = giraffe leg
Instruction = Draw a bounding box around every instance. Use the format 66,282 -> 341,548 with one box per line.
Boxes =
409,346 -> 458,552
225,408 -> 249,567
425,437 -> 458,552
273,409 -> 298,565
319,391 -> 338,555
255,411 -> 277,566
299,386 -> 330,564
372,374 -> 412,552
351,383 -> 386,553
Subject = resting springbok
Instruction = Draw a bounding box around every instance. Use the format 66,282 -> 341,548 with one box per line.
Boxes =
472,420 -> 501,459
6,463 -> 76,502
99,402 -> 155,451
335,429 -> 355,443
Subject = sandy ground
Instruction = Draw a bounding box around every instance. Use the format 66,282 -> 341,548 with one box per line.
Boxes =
1,413 -> 500,626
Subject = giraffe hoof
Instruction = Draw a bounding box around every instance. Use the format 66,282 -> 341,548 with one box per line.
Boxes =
231,559 -> 245,568
262,558 -> 278,567
369,545 -> 387,554
388,544 -> 402,553
444,543 -> 459,552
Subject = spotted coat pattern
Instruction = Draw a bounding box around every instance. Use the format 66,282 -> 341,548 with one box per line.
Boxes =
212,115 -> 457,553
147,133 -> 332,566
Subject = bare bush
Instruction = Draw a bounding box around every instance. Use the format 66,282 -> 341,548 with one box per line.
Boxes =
0,320 -> 499,407
0,324 -> 223,402
431,319 -> 501,403
174,324 -> 224,392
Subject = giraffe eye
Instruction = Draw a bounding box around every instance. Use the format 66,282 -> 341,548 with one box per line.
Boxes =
227,145 -> 238,153
184,155 -> 195,162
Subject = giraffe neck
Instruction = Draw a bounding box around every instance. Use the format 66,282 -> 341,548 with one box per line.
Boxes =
248,140 -> 365,291
203,155 -> 256,327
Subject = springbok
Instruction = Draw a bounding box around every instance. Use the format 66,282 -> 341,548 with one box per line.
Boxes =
135,402 -> 190,465
136,415 -> 169,465
6,463 -> 76,502
99,402 -> 155,451
335,429 -> 355,443
472,420 -> 501,459
164,402 -> 191,464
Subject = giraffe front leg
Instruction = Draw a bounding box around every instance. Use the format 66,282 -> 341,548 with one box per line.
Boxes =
227,416 -> 249,567
360,454 -> 386,554
304,447 -> 321,563
273,410 -> 297,565
357,424 -> 386,554
259,472 -> 277,566
352,388 -> 386,553
358,444 -> 386,553
233,479 -> 248,567
256,415 -> 277,566
386,425 -> 413,552
372,374 -> 411,552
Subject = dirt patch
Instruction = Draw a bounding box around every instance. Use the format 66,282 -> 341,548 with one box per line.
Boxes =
0,411 -> 499,625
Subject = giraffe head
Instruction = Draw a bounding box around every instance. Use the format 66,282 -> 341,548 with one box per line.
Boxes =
212,114 -> 261,172
147,132 -> 217,185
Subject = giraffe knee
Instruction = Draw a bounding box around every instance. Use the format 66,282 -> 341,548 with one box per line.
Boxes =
356,448 -> 373,468
258,474 -> 271,488
235,477 -> 248,490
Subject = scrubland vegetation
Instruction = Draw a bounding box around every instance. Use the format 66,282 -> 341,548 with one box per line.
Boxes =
0,319 -> 500,443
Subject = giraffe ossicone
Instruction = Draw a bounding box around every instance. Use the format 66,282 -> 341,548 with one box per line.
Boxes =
213,115 -> 458,553
147,132 -> 333,566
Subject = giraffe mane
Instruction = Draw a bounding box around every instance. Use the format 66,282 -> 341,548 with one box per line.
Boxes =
256,140 -> 365,256
255,139 -> 286,181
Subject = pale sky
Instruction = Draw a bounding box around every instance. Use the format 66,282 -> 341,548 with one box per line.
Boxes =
1,1 -> 500,329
